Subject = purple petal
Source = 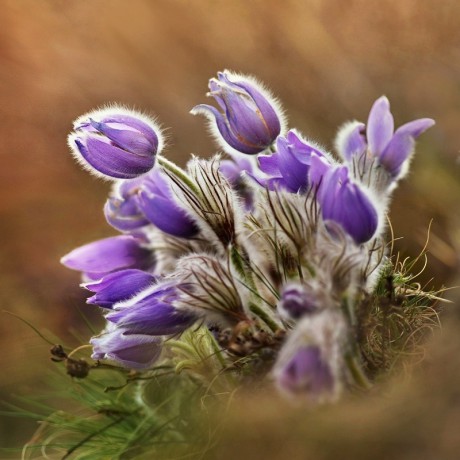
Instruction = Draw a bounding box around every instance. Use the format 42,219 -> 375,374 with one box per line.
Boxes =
366,96 -> 394,157
97,114 -> 159,150
75,137 -> 155,179
83,269 -> 156,308
138,191 -> 198,238
91,327 -> 162,369
89,119 -> 154,156
61,235 -> 153,275
277,346 -> 334,396
379,132 -> 415,177
106,285 -> 196,336
276,136 -> 309,192
337,122 -> 366,161
395,118 -> 435,138
258,153 -> 281,176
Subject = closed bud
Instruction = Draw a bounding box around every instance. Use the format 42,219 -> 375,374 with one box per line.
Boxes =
68,107 -> 163,180
192,70 -> 284,155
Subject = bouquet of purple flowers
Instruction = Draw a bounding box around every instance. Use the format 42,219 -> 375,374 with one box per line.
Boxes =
25,71 -> 440,458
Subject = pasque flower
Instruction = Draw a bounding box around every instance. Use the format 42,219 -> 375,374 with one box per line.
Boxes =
104,177 -> 150,232
138,168 -> 199,238
258,130 -> 327,192
91,324 -> 163,369
310,156 -> 378,244
278,283 -> 318,320
336,96 -> 434,178
106,282 -> 196,336
191,71 -> 283,154
68,107 -> 163,180
61,235 -> 154,279
82,269 -> 156,308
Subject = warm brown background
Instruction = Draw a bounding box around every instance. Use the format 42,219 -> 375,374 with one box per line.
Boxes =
1,0 -> 459,454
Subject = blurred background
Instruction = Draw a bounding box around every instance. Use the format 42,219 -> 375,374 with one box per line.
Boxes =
1,0 -> 459,455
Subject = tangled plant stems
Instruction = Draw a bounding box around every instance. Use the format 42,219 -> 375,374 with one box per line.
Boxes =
22,70 -> 442,458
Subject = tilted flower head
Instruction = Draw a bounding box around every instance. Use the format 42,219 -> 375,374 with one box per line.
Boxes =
106,282 -> 197,336
258,130 -> 328,192
68,107 -> 163,180
310,156 -> 378,244
191,70 -> 284,155
60,235 -> 154,279
104,177 -> 150,232
336,96 -> 435,179
91,323 -> 163,369
138,168 -> 199,238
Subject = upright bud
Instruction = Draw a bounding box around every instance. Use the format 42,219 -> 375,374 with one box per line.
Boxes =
68,107 -> 163,180
191,70 -> 284,155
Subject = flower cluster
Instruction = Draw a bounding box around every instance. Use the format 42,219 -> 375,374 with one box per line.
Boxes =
63,70 -> 434,402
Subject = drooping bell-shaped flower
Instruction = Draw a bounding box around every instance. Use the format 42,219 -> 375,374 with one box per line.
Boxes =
104,177 -> 150,232
310,156 -> 378,244
191,71 -> 284,154
68,107 -> 163,180
91,324 -> 163,369
258,130 -> 328,192
138,168 -> 199,238
106,282 -> 196,336
61,235 -> 154,279
336,96 -> 434,179
82,269 -> 156,308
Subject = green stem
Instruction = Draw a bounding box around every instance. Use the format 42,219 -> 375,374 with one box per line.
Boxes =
345,353 -> 372,390
157,156 -> 199,194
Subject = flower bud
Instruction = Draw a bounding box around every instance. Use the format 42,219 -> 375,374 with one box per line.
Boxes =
68,107 -> 163,180
91,324 -> 162,369
278,283 -> 318,320
192,71 -> 284,154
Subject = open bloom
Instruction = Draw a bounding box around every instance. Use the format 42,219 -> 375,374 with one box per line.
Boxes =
336,96 -> 434,178
258,130 -> 328,192
192,71 -> 283,154
68,107 -> 163,180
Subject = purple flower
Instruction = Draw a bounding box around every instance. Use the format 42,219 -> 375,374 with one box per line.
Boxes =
104,178 -> 150,232
91,325 -> 162,369
337,97 -> 435,178
106,283 -> 196,336
61,235 -> 154,279
219,155 -> 255,210
82,269 -> 156,308
258,130 -> 327,192
138,168 -> 198,238
310,156 -> 378,244
68,107 -> 162,180
275,346 -> 334,397
192,71 -> 283,154
279,283 -> 317,319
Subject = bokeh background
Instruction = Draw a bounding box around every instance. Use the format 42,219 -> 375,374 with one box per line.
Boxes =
1,0 -> 459,456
